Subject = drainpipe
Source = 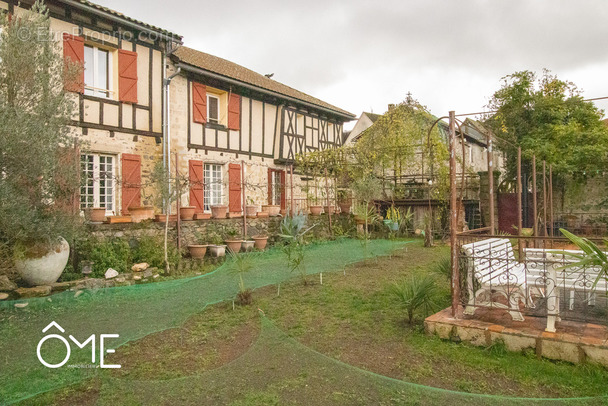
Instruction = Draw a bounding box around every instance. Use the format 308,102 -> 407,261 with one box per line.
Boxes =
163,65 -> 181,213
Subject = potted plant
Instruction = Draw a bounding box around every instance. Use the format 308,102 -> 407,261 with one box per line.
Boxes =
337,190 -> 351,214
129,205 -> 155,223
180,206 -> 196,221
187,231 -> 208,259
211,205 -> 228,219
1,9 -> 84,287
224,227 -> 243,253
245,199 -> 258,218
188,244 -> 208,259
261,204 -> 280,217
207,232 -> 227,257
308,189 -> 322,215
385,206 -> 400,231
252,234 -> 269,250
85,207 -> 106,223
154,214 -> 178,222
241,239 -> 255,251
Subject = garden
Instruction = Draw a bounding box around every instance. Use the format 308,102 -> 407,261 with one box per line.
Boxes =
4,238 -> 608,405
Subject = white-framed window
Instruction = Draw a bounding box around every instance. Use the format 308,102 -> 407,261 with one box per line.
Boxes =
80,153 -> 115,213
271,170 -> 282,206
204,163 -> 223,211
207,94 -> 220,124
84,44 -> 113,98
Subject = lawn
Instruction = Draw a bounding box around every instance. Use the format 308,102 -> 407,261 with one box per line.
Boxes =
13,239 -> 608,405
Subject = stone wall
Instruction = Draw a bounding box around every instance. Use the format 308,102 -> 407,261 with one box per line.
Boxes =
88,213 -> 356,248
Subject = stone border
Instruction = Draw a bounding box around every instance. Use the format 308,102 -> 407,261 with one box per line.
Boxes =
425,308 -> 608,367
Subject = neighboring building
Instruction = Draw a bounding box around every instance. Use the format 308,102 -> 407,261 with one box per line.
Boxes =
168,47 -> 355,215
343,111 -> 382,145
1,0 -> 354,217
348,108 -> 504,230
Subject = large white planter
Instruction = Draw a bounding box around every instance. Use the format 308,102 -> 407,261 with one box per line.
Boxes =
15,238 -> 70,286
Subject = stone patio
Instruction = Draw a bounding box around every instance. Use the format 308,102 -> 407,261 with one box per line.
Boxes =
425,307 -> 608,366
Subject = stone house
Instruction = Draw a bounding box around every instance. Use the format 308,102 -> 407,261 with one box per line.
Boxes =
167,47 -> 355,215
0,0 -> 354,217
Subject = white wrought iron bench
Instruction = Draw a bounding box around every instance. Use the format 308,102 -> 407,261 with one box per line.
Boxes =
462,238 -> 534,322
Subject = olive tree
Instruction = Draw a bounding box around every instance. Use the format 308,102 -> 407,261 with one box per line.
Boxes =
0,1 -> 82,265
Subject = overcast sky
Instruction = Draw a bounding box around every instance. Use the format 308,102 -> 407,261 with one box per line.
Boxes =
99,0 -> 608,128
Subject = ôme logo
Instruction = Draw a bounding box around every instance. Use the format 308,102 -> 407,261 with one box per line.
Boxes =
36,321 -> 121,369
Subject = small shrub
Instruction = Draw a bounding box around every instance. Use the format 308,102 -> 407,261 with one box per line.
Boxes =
75,238 -> 132,278
132,235 -> 180,270
390,276 -> 438,324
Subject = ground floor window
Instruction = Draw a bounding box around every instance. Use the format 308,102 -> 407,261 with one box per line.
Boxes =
80,153 -> 115,213
270,170 -> 282,206
204,163 -> 223,211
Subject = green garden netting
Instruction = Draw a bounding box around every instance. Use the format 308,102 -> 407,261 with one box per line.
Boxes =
1,239 -> 607,405
0,239 -> 406,404
96,316 -> 608,406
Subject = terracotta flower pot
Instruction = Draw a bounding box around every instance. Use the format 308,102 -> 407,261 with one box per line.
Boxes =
309,205 -> 322,216
323,205 -> 335,214
180,206 -> 196,221
211,205 -> 228,219
241,240 -> 255,252
252,236 -> 268,250
339,203 -> 351,214
225,240 -> 243,253
194,213 -> 211,220
245,205 -> 258,218
86,207 -> 106,223
261,205 -> 281,217
155,214 -> 178,222
257,212 -> 269,218
129,206 -> 154,223
188,244 -> 208,259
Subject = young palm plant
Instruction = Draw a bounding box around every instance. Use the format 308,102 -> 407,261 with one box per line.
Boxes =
558,228 -> 608,289
390,276 -> 438,325
279,212 -> 314,284
226,251 -> 254,305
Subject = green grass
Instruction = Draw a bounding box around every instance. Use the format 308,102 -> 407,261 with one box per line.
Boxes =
19,239 -> 608,405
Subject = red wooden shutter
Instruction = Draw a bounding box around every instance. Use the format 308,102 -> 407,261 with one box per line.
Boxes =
280,170 -> 286,210
121,154 -> 141,214
63,33 -> 84,93
192,82 -> 207,124
267,168 -> 272,205
228,94 -> 241,130
189,160 -> 204,213
118,49 -> 138,104
228,163 -> 242,213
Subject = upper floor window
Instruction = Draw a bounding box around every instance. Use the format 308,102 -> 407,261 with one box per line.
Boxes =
207,94 -> 220,124
84,45 -> 113,98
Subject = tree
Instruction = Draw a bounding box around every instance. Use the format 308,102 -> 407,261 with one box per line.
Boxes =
0,1 -> 82,264
485,70 -> 608,181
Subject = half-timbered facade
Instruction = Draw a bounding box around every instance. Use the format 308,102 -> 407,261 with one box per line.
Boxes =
169,47 -> 355,214
0,0 -> 182,216
1,0 -> 353,217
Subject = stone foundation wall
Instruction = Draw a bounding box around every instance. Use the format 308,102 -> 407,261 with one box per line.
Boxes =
88,213 -> 355,248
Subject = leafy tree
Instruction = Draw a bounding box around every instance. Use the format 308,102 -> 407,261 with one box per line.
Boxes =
0,1 -> 82,262
485,70 -> 608,181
